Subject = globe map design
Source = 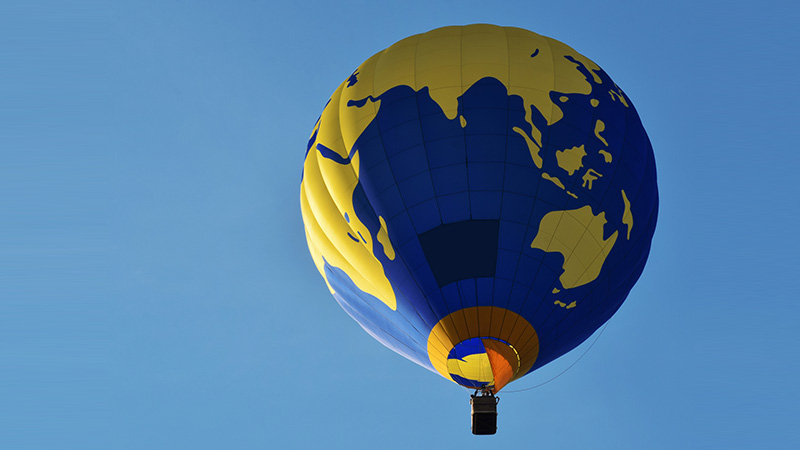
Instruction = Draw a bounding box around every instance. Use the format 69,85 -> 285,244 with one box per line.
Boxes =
300,25 -> 658,391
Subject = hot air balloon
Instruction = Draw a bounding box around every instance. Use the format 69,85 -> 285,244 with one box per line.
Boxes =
300,24 -> 657,434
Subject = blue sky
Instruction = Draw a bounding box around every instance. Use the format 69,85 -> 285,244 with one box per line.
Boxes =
3,1 -> 799,449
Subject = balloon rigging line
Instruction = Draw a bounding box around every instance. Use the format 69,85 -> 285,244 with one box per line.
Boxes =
502,321 -> 610,394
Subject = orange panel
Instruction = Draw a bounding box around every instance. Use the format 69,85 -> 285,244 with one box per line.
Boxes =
483,339 -> 520,392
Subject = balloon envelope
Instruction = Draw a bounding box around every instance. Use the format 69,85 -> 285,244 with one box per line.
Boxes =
300,24 -> 657,392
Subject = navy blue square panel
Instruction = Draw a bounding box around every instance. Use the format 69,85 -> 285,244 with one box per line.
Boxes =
418,220 -> 499,288
407,198 -> 442,234
516,253 -> 546,288
438,192 -> 470,224
492,278 -> 513,308
495,249 -> 521,282
466,134 -> 508,163
440,282 -> 464,319
430,164 -> 468,196
457,279 -> 478,309
359,132 -> 388,169
501,192 -> 535,224
398,238 -> 428,273
620,137 -> 647,176
398,171 -> 436,207
509,281 -> 530,306
464,108 -> 509,136
420,108 -> 465,141
373,185 -> 406,219
413,267 -> 445,309
503,164 -> 540,195
468,163 -> 504,191
498,220 -> 527,252
506,130 -> 541,167
361,158 -> 396,196
379,120 -> 425,156
469,191 -> 502,220
389,144 -> 430,182
476,278 -> 494,307
426,136 -> 466,169
387,211 -> 418,247
531,180 -> 570,211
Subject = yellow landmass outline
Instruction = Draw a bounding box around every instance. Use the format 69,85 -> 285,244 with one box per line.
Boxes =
553,300 -> 577,309
542,172 -> 565,189
531,206 -> 618,289
377,216 -> 395,260
621,190 -> 633,240
512,126 -> 542,168
582,169 -> 602,190
594,120 -> 609,146
556,145 -> 586,176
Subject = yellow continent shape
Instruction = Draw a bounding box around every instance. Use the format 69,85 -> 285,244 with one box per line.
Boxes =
556,145 -> 587,175
531,206 -> 618,289
621,189 -> 633,240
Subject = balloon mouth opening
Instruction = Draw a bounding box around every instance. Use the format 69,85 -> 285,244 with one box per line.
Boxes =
446,337 -> 521,392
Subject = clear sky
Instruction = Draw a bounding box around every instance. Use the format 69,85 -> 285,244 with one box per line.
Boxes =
3,1 -> 799,449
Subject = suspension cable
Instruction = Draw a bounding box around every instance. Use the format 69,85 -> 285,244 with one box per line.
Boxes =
502,322 -> 610,393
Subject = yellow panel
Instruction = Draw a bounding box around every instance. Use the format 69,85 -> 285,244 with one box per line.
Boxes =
447,353 -> 494,384
463,306 -> 480,338
439,313 -> 465,348
487,306 -> 507,338
504,316 -> 529,353
374,35 -> 419,94
416,33 -> 461,69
